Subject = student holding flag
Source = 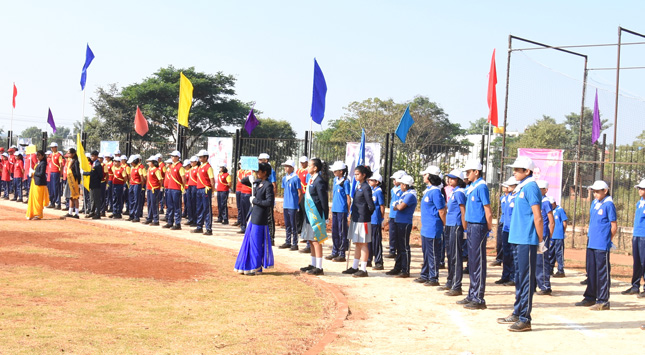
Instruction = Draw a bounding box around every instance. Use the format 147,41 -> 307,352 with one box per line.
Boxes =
299,158 -> 330,276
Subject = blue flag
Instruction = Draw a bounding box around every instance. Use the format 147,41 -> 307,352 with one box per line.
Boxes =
350,129 -> 366,198
80,44 -> 95,90
395,105 -> 414,143
310,58 -> 327,125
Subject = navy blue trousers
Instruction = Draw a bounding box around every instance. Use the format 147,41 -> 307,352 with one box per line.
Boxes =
129,184 -> 143,220
394,223 -> 412,273
438,229 -> 446,267
284,208 -> 298,245
388,219 -> 397,254
496,223 -> 504,262
196,188 -> 213,231
501,230 -> 515,281
50,172 -> 61,206
420,232 -> 442,282
238,193 -> 251,232
583,248 -> 611,305
24,177 -> 31,199
235,191 -> 242,220
631,237 -> 645,291
105,181 -> 113,211
466,223 -> 488,304
331,212 -> 349,257
217,190 -> 229,222
368,224 -> 384,265
112,184 -> 124,217
166,189 -> 182,226
1,180 -> 8,198
146,189 -> 160,223
536,234 -> 552,291
100,182 -> 107,213
513,243 -> 537,323
122,185 -> 129,213
187,185 -> 197,223
445,225 -> 464,290
13,178 -> 22,200
551,239 -> 565,274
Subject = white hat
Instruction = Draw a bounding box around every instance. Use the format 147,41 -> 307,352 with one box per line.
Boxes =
299,156 -> 308,163
127,156 -> 134,163
507,156 -> 535,171
104,152 -> 113,158
197,149 -> 208,157
547,196 -> 555,204
463,159 -> 483,171
219,162 -> 227,168
635,179 -> 645,189
369,172 -> 383,183
85,152 -> 91,158
537,180 -> 549,189
45,150 -> 52,155
190,156 -> 198,162
397,175 -> 415,186
329,161 -> 347,171
49,142 -> 58,148
146,155 -> 156,162
588,180 -> 609,191
420,165 -> 442,178
98,153 -> 104,158
183,159 -> 190,166
390,170 -> 406,179
169,150 -> 181,157
281,159 -> 296,168
120,155 -> 128,161
258,153 -> 270,160
502,176 -> 518,187
114,149 -> 121,155
446,169 -> 465,180
165,158 -> 172,164
1,153 -> 8,158
13,151 -> 21,156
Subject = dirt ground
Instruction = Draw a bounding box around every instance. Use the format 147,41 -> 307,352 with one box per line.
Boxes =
5,199 -> 644,354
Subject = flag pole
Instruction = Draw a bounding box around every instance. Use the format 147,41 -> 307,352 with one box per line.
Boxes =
486,121 -> 492,182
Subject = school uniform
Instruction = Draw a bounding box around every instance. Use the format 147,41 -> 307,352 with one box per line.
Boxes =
1,157 -> 11,199
186,166 -> 198,224
536,196 -> 553,292
49,151 -> 64,208
146,166 -> 163,224
368,185 -> 385,267
128,163 -> 145,222
551,206 -> 568,275
445,186 -> 466,290
88,159 -> 104,217
629,197 -> 645,293
236,169 -> 253,232
330,177 -> 351,258
12,157 -> 24,201
419,185 -> 446,283
105,160 -> 114,212
300,174 -> 329,242
508,176 -> 541,324
393,188 -> 417,275
195,162 -> 215,233
464,177 -> 491,306
501,192 -> 516,282
112,164 -> 127,218
100,161 -> 108,214
158,161 -> 166,213
281,172 -> 302,246
496,194 -> 507,263
582,195 -> 616,307
348,181 -> 375,243
166,162 -> 185,227
388,185 -> 403,256
122,164 -> 131,215
216,171 -> 231,223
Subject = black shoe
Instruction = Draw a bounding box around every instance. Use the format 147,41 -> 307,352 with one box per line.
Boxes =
332,256 -> 346,262
580,279 -> 588,285
437,285 -> 451,291
300,247 -> 311,254
221,221 -> 228,225
204,230 -> 213,236
190,223 -> 198,227
123,211 -> 129,215
386,269 -> 402,276
181,214 -> 187,218
151,222 -> 159,226
395,272 -> 410,278
170,225 -> 181,230
161,217 -> 167,222
424,281 -> 440,287
92,215 -> 100,220
324,254 -> 336,260
490,260 -> 502,267
384,253 -> 396,259
413,277 -> 428,283
64,213 -> 73,218
47,203 -> 55,208
307,267 -> 324,276
536,289 -> 552,296
366,261 -> 372,268
279,243 -> 292,249
143,220 -> 151,225
464,302 -> 487,310
70,214 -> 79,219
621,287 -> 640,295
575,299 -> 596,307
353,270 -> 368,278
132,218 -> 140,223
463,267 -> 469,274
497,314 -> 520,324
85,213 -> 95,218
191,228 -> 203,234
508,321 -> 532,332
495,279 -> 510,285
438,264 -> 446,270
300,265 -> 315,272
237,229 -> 245,234
113,215 -> 122,219
589,303 -> 610,311
108,214 -> 114,218
162,224 -> 172,229
100,212 -> 106,217
456,298 -> 472,305
553,272 -> 565,278
290,245 -> 299,251
445,288 -> 463,296
638,292 -> 645,298
503,281 -> 516,286
183,220 -> 193,226
372,263 -> 384,270
215,220 -> 223,224
232,222 -> 240,226
343,268 -> 359,275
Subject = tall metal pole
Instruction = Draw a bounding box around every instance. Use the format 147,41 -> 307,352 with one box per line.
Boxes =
384,132 -> 390,202
610,27 -> 622,192
572,59 -> 588,243
499,35 -> 513,184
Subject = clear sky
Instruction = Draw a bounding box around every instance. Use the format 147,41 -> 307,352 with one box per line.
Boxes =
2,0 -> 645,144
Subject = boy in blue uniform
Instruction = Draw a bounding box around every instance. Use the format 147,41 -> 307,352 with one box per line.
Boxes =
535,180 -> 555,295
367,172 -> 385,270
551,199 -> 568,278
442,169 -> 467,296
575,180 -> 616,310
623,179 -> 645,297
495,177 -> 517,286
386,170 -> 406,259
279,159 -> 302,250
416,165 -> 446,287
327,161 -> 351,262
387,175 -> 417,278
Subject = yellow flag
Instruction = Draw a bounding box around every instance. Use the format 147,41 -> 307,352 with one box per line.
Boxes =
178,72 -> 194,127
76,133 -> 91,190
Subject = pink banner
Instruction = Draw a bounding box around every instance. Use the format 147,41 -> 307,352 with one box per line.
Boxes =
517,148 -> 564,205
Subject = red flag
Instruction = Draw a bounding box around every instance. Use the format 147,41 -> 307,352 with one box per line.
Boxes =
134,106 -> 149,136
12,83 -> 17,108
487,49 -> 498,127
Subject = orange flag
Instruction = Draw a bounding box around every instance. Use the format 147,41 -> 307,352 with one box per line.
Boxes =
487,49 -> 498,127
134,106 -> 149,136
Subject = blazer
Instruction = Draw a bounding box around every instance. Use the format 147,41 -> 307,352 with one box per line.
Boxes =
89,160 -> 103,189
351,181 -> 375,222
33,160 -> 48,186
307,174 -> 329,220
242,176 -> 275,226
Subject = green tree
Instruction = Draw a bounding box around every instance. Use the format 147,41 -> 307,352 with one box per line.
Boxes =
508,116 -> 569,152
634,130 -> 645,148
241,118 -> 296,139
73,117 -> 103,151
241,117 -> 298,166
564,108 -> 611,151
465,117 -> 489,135
19,126 -> 43,145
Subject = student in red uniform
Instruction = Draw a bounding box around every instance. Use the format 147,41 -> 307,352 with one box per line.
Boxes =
157,154 -> 167,215
104,153 -> 114,213
12,152 -> 25,202
1,153 -> 11,199
185,157 -> 199,226
164,150 -> 185,230
216,163 -> 232,225
236,166 -> 253,234
192,150 -> 215,236
144,155 -> 163,226
128,155 -> 145,222
110,157 -> 128,219
48,143 -> 64,210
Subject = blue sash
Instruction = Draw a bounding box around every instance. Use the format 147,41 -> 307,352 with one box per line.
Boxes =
305,183 -> 328,243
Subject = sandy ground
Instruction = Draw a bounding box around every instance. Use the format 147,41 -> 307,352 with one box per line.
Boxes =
2,199 -> 644,355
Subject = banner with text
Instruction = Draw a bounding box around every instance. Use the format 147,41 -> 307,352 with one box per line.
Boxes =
518,148 -> 564,205
208,137 -> 233,189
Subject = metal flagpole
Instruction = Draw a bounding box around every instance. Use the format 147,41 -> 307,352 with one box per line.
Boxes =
486,122 -> 492,182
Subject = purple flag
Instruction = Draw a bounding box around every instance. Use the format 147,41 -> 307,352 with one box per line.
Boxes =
47,108 -> 57,133
244,108 -> 259,136
592,89 -> 601,144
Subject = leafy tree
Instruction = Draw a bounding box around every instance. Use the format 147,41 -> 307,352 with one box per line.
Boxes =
240,117 -> 298,167
19,126 -> 43,144
508,116 -> 569,151
73,117 -> 103,151
49,126 -> 72,147
241,117 -> 296,139
465,117 -> 490,135
634,130 -> 645,148
564,107 -> 611,157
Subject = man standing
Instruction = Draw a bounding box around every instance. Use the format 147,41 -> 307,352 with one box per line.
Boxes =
48,143 -> 64,210
193,150 -> 215,236
84,151 -> 103,220
164,150 -> 185,230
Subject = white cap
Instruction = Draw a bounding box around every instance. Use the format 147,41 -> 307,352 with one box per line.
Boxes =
14,151 -> 21,156
183,159 -> 190,166
420,165 -> 442,178
446,169 -> 465,180
258,153 -> 270,160
190,156 -> 198,162
537,180 -> 549,189
197,149 -> 208,157
390,170 -> 406,179
45,150 -> 52,155
463,159 -> 483,171
635,179 -> 645,189
547,196 -> 555,204
1,153 -> 8,157
281,159 -> 296,168
588,180 -> 609,191
329,161 -> 347,171
146,155 -> 156,162
104,152 -> 113,158
98,153 -> 104,158
507,156 -> 535,171
299,156 -> 308,163
369,172 -> 383,183
502,176 -> 518,187
397,175 -> 415,186
127,156 -> 134,163
49,142 -> 58,148
85,152 -> 91,158
219,162 -> 227,168
169,150 -> 181,157
114,149 -> 121,155
165,158 -> 172,164
120,155 -> 128,161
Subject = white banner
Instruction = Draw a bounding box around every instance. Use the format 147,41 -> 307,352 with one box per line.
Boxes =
208,137 -> 233,188
345,142 -> 381,175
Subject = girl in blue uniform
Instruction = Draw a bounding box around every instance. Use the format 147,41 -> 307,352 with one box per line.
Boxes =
495,177 -> 518,286
442,169 -> 467,296
575,180 -> 616,310
550,200 -> 568,278
415,165 -> 446,287
623,179 -> 645,296
367,173 -> 385,270
299,158 -> 330,276
387,175 -> 417,278
342,165 -> 375,278
536,180 -> 555,295
387,170 -> 406,258
327,161 -> 351,262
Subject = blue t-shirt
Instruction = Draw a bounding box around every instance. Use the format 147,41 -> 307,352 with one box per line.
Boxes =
541,197 -> 553,237
552,206 -> 568,240
587,196 -> 617,251
269,170 -> 276,183
465,178 -> 490,224
508,178 -> 542,245
634,198 -> 645,237
281,173 -> 301,210
389,186 -> 402,219
394,189 -> 417,224
370,186 -> 385,225
499,194 -> 508,226
331,177 -> 351,213
420,186 -> 446,238
502,193 -> 516,232
446,187 -> 466,227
